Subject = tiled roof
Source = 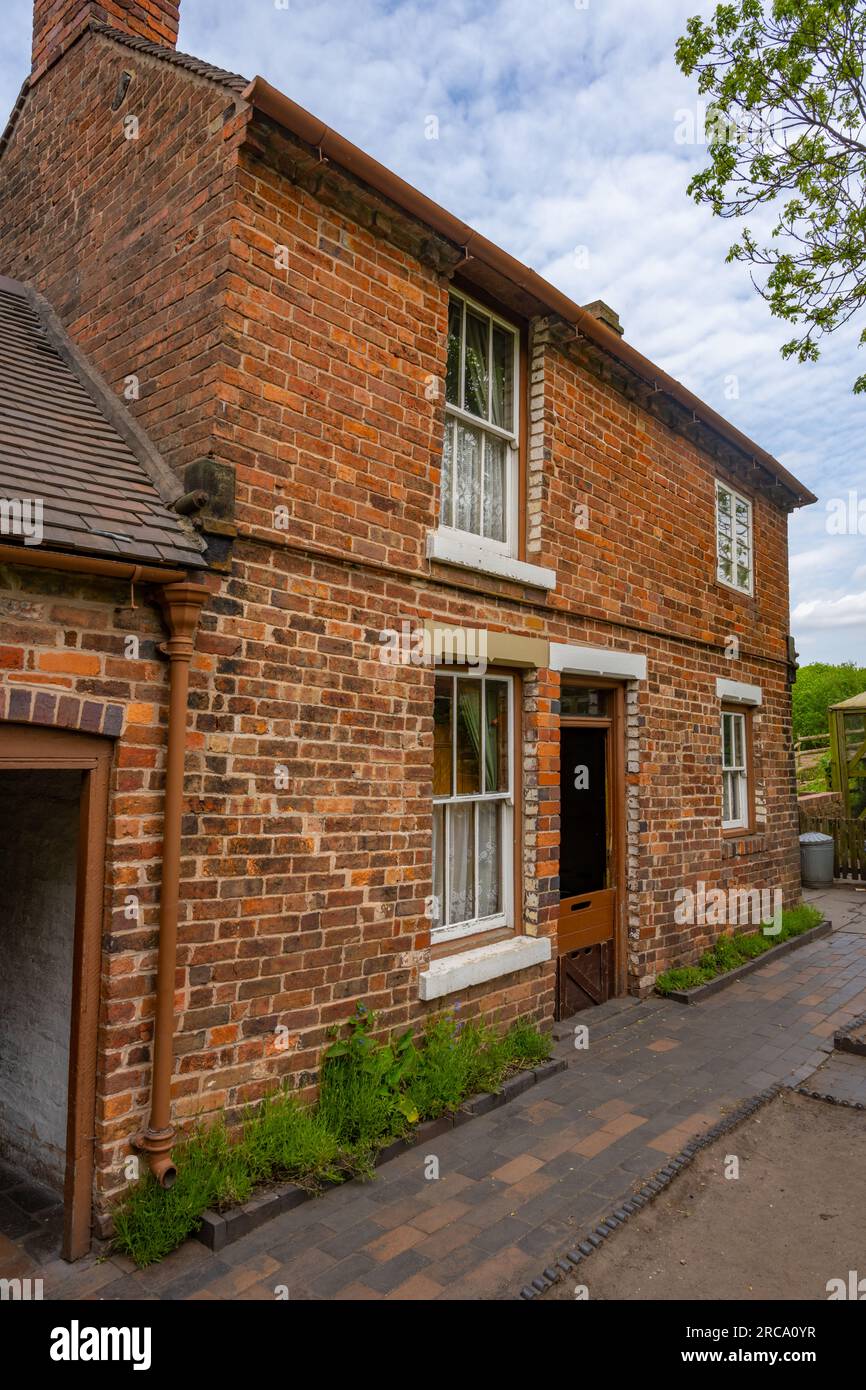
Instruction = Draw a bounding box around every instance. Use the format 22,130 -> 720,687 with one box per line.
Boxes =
91,21 -> 250,93
0,276 -> 206,569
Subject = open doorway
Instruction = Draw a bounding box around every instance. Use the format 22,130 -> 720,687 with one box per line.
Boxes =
0,770 -> 81,1252
557,683 -> 625,1017
0,726 -> 110,1260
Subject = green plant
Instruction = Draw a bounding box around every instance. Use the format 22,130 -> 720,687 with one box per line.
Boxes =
792,663 -> 866,742
764,903 -> 823,940
499,1017 -> 553,1069
656,903 -> 825,996
655,965 -> 713,995
730,930 -> 772,961
239,1090 -> 341,1189
112,1005 -> 552,1266
318,1005 -> 419,1157
406,1014 -> 493,1118
708,934 -> 741,973
112,1119 -> 248,1267
676,2 -> 866,394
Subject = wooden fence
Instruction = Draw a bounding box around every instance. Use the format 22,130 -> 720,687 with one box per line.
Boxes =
799,813 -> 866,880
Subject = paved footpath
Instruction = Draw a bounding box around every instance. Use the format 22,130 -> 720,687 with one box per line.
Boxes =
4,898 -> 866,1301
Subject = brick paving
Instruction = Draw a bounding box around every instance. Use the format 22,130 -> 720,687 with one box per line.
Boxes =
799,1051 -> 866,1106
4,894 -> 866,1301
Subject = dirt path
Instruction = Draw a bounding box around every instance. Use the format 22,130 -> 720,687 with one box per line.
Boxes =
546,1091 -> 866,1301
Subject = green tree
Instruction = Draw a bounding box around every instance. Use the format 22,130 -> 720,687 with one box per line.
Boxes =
792,660 -> 866,739
676,1 -> 866,390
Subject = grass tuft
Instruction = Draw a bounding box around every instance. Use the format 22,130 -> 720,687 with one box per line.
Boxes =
656,902 -> 824,996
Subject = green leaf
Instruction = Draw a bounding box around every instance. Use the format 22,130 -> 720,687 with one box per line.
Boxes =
397,1095 -> 419,1124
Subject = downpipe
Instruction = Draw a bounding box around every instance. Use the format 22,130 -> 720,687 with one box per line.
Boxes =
133,581 -> 209,1186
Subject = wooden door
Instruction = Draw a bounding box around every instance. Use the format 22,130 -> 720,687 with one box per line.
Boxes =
557,691 -> 622,1017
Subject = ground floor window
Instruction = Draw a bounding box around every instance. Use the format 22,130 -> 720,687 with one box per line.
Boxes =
432,672 -> 513,942
721,707 -> 751,830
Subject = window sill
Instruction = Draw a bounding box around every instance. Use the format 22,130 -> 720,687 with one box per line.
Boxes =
427,530 -> 556,591
418,934 -> 552,1001
716,578 -> 755,600
721,831 -> 767,858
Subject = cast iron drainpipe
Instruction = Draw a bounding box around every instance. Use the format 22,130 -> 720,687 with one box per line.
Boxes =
133,581 -> 209,1187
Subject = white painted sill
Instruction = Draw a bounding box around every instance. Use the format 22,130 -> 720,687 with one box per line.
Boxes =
426,530 -> 556,591
418,934 -> 552,1002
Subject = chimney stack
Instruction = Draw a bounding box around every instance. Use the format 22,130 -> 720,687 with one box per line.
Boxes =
582,299 -> 624,338
32,1 -> 181,82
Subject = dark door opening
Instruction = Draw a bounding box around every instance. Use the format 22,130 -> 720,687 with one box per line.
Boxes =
557,702 -> 619,1018
0,724 -> 110,1262
560,728 -> 607,898
0,769 -> 82,1256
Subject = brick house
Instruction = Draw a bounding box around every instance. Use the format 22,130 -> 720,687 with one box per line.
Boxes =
0,0 -> 815,1256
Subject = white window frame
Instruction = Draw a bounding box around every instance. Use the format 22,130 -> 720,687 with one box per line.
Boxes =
715,480 -> 754,596
432,672 -> 514,944
721,708 -> 750,831
439,289 -> 520,558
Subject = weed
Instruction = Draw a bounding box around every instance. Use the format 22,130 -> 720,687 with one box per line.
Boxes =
111,1005 -> 551,1266
656,902 -> 824,996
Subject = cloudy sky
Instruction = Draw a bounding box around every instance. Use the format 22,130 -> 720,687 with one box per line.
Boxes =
3,0 -> 863,664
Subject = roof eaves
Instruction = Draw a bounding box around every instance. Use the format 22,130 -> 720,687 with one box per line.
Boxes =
0,78 -> 29,164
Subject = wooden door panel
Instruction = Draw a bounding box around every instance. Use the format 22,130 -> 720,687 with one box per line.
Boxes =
558,942 -> 612,1016
557,886 -> 615,955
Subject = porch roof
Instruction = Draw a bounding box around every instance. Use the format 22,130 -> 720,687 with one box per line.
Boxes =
0,276 -> 206,571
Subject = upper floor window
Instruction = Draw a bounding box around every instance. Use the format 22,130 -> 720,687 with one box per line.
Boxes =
715,480 -> 753,595
441,291 -> 519,554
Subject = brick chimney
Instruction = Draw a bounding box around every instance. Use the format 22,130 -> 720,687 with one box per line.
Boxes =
582,299 -> 624,338
32,1 -> 181,81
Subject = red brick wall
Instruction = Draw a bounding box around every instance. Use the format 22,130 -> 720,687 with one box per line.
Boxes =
534,335 -> 800,983
0,567 -> 182,1205
32,3 -> 181,81
541,332 -> 792,659
1,27 -> 240,473
223,151 -> 446,568
0,31 -> 803,1220
181,545 -> 558,1116
222,128 -> 801,989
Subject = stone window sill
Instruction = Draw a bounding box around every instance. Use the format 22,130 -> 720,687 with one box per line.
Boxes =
426,530 -> 556,591
721,832 -> 767,859
418,934 -> 552,1001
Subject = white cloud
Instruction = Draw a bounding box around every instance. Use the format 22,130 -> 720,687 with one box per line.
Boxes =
792,592 -> 866,631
